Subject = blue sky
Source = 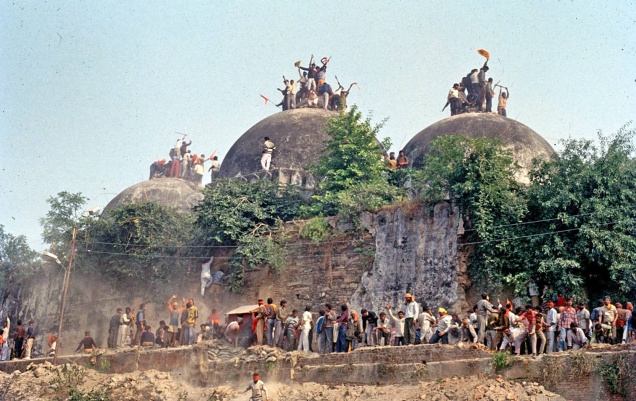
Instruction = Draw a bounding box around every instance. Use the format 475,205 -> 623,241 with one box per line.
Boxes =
1,1 -> 634,249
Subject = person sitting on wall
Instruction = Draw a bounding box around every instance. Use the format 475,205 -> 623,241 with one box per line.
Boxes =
141,326 -> 155,347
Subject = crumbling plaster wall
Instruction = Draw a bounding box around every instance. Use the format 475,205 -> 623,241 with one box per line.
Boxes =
2,202 -> 469,357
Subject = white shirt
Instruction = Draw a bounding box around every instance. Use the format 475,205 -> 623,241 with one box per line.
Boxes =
301,311 -> 312,330
404,302 -> 419,319
387,310 -> 405,337
567,328 -> 589,347
546,308 -> 558,332
245,380 -> 268,399
417,312 -> 435,332
469,312 -> 478,328
508,311 -> 518,329
500,328 -> 526,350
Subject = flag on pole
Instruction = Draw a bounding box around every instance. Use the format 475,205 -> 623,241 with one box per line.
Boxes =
477,48 -> 490,60
352,82 -> 361,90
260,94 -> 270,104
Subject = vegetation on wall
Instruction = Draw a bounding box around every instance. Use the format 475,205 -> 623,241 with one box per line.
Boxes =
305,105 -> 401,220
30,113 -> 636,300
415,127 -> 636,301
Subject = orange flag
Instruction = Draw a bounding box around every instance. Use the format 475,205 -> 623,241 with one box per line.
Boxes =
260,94 -> 270,104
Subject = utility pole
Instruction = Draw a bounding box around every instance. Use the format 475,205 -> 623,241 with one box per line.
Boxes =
54,226 -> 77,365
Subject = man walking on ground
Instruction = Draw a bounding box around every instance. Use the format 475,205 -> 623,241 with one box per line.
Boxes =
403,293 -> 418,345
242,373 -> 269,401
108,309 -> 122,349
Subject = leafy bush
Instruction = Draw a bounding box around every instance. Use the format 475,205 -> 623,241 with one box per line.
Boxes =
300,217 -> 331,243
84,202 -> 195,286
194,179 -> 302,292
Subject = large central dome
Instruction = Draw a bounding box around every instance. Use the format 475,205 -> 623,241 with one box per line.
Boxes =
403,113 -> 554,183
219,108 -> 334,181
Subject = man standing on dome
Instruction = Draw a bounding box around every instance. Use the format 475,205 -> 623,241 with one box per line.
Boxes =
297,68 -> 309,100
208,156 -> 220,182
299,56 -> 317,92
288,79 -> 297,109
498,87 -> 509,117
485,78 -> 495,113
261,137 -> 276,171
447,83 -> 460,116
477,62 -> 489,111
318,81 -> 333,110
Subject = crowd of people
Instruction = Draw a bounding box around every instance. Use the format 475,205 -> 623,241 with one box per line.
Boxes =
0,318 -> 37,360
273,55 -> 358,112
149,134 -> 219,186
225,291 -> 634,357
2,289 -> 633,362
445,58 -> 509,117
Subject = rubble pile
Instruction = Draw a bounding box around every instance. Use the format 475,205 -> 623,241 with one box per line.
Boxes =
206,343 -> 317,366
0,360 -> 566,401
0,361 -> 211,401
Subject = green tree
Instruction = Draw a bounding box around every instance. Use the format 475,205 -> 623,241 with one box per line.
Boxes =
194,179 -> 303,291
39,191 -> 87,261
86,202 -> 196,286
0,225 -> 39,288
414,135 -> 528,293
306,106 -> 399,218
525,126 -> 636,300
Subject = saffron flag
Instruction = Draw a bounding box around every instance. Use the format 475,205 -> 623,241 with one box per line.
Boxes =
477,48 -> 490,60
260,94 -> 270,104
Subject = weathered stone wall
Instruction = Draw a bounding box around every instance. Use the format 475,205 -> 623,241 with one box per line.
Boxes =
350,202 -> 466,314
1,202 -> 464,358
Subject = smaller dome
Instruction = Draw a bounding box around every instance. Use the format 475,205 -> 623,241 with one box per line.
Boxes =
104,179 -> 204,214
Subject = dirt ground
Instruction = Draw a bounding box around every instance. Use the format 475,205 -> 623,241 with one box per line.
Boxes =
0,361 -> 565,401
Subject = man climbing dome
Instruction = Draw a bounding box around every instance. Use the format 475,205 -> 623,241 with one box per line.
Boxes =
261,137 -> 276,171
